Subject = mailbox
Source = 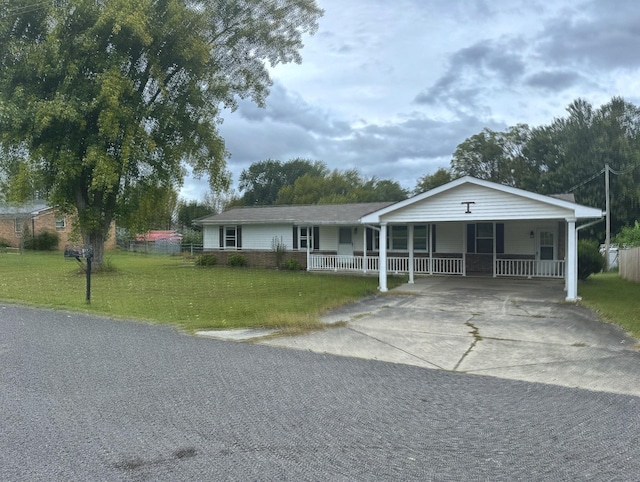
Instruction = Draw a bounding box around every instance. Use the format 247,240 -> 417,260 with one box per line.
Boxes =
64,245 -> 93,260
63,245 -> 94,303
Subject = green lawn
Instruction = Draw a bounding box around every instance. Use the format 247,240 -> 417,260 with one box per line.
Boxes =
579,272 -> 640,339
0,251 -> 404,332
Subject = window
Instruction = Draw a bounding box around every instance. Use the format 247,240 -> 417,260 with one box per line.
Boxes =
293,226 -> 319,250
413,225 -> 428,251
390,226 -> 408,250
300,227 -> 311,249
225,227 -> 237,248
476,223 -> 493,253
219,226 -> 242,249
14,218 -> 22,233
55,217 -> 66,229
467,223 -> 504,254
366,225 -> 430,251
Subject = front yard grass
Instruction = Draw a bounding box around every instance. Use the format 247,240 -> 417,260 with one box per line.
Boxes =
0,251 -> 405,332
579,271 -> 640,339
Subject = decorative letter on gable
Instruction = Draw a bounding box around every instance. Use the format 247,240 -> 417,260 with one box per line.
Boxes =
462,201 -> 475,213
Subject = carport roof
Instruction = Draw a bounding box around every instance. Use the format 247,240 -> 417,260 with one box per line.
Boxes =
360,176 -> 603,223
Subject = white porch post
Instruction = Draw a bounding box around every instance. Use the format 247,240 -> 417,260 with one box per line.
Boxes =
564,223 -> 569,292
428,224 -> 433,275
462,223 -> 467,277
306,225 -> 310,271
408,224 -> 415,284
566,218 -> 578,301
363,227 -> 368,273
492,222 -> 497,277
379,223 -> 388,292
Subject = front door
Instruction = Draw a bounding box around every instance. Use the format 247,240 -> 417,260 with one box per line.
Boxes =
337,227 -> 353,256
537,230 -> 555,260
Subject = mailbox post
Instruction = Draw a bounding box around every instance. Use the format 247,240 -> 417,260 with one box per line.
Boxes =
64,245 -> 94,304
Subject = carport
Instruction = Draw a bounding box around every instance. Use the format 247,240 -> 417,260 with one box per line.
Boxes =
359,177 -> 603,301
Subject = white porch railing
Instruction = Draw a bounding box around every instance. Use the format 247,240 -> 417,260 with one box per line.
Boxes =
309,255 -> 563,278
495,259 -> 565,278
308,255 -> 463,275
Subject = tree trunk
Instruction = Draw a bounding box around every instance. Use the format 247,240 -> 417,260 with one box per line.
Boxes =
83,230 -> 106,270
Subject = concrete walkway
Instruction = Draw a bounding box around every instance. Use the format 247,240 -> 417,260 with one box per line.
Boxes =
258,276 -> 640,397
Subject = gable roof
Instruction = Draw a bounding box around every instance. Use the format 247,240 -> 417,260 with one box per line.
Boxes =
196,202 -> 395,226
361,176 -> 602,223
0,201 -> 51,218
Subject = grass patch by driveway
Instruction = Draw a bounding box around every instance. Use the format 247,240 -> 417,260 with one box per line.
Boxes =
579,272 -> 640,339
0,251 -> 404,332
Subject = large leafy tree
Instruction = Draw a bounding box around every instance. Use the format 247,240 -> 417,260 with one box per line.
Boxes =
525,98 -> 640,237
450,124 -> 533,187
275,169 -> 408,204
0,0 -> 322,265
414,167 -> 453,195
176,199 -> 212,231
238,158 -> 328,205
120,183 -> 178,236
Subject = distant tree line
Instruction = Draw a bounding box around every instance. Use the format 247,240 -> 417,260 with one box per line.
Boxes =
237,158 -> 408,205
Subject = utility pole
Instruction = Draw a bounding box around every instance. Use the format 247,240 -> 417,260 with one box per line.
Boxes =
604,163 -> 610,271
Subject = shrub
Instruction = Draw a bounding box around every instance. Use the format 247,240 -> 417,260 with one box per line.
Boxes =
271,236 -> 287,268
228,253 -> 247,267
196,254 -> 217,266
23,230 -> 59,251
0,237 -> 10,248
284,258 -> 302,271
614,220 -> 640,247
578,240 -> 605,280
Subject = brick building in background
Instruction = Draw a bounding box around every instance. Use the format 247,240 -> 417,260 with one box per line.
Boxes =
0,201 -> 115,250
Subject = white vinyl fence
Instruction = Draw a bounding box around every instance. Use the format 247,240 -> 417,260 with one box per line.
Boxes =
619,247 -> 640,283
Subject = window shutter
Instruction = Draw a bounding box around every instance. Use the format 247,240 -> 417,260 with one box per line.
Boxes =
237,226 -> 242,249
219,227 -> 224,248
293,226 -> 298,249
496,223 -> 504,254
313,226 -> 320,250
431,224 -> 436,253
366,227 -> 373,251
467,224 -> 476,253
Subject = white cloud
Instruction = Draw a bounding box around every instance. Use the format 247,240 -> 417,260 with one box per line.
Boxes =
181,0 -> 640,201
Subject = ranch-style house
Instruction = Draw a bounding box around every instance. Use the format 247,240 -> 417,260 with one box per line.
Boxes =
196,177 -> 604,301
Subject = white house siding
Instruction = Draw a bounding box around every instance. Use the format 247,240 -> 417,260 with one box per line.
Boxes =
436,222 -> 464,253
203,225 -> 218,250
318,225 -> 338,251
505,222 -> 536,255
504,221 -> 559,255
316,225 -> 367,251
241,224 -> 292,250
382,184 -> 572,223
202,223 -> 293,250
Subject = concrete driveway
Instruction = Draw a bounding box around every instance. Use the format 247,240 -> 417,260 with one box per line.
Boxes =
259,276 -> 640,397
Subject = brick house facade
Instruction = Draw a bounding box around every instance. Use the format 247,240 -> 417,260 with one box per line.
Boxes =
0,202 -> 116,250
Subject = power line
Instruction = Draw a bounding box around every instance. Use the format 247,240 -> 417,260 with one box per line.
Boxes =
609,164 -> 637,176
3,1 -> 51,17
567,168 -> 605,192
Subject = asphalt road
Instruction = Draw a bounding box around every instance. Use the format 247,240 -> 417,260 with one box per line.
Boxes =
1,304 -> 639,480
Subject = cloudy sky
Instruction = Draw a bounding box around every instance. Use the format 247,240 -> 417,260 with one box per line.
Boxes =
181,0 -> 640,201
